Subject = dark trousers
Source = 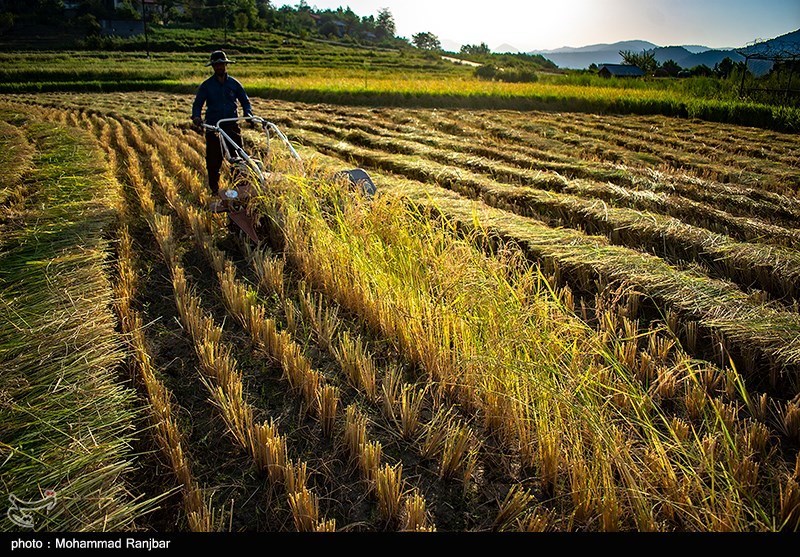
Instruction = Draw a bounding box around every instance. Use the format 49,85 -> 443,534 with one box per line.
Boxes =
205,123 -> 242,194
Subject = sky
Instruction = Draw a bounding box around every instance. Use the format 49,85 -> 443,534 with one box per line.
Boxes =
289,0 -> 800,51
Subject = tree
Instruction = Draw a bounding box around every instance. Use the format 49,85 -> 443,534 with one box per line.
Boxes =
690,64 -> 713,77
376,7 -> 394,40
619,49 -> 658,74
461,42 -> 491,55
714,57 -> 735,78
412,31 -> 440,51
661,59 -> 682,77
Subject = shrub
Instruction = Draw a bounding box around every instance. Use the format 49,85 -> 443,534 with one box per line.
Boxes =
475,64 -> 498,80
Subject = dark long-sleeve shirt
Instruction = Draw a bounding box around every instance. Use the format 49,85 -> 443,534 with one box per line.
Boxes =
192,74 -> 253,125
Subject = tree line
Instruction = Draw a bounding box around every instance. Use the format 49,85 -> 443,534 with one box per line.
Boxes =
612,49 -> 749,78
0,0 -> 404,46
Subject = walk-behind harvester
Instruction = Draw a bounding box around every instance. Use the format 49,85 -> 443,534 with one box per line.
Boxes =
201,115 -> 376,243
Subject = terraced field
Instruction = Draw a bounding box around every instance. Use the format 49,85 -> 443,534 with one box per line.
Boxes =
3,92 -> 800,532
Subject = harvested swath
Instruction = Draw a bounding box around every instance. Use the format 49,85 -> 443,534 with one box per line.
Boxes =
291,111 -> 800,231
0,110 -> 152,530
560,115 -> 800,190
410,109 -> 800,225
568,113 -> 800,167
285,107 -> 800,252
0,110 -> 34,213
487,108 -> 800,183
305,110 -> 800,247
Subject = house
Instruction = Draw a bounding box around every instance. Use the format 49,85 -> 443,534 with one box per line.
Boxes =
597,64 -> 644,78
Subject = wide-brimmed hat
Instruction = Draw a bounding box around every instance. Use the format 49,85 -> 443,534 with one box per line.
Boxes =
206,50 -> 235,66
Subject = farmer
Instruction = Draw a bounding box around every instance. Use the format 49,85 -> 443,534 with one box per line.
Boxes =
191,50 -> 253,195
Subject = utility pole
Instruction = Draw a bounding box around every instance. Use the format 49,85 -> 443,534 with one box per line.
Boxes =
141,0 -> 151,60
223,0 -> 227,46
738,54 -> 750,98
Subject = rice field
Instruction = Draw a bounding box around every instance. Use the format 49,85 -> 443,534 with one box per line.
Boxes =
2,91 -> 800,532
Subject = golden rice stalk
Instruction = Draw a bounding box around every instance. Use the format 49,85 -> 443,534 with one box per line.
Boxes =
419,411 -> 451,460
684,384 -> 708,422
253,249 -> 286,299
218,261 -> 256,325
669,417 -> 691,442
783,401 -> 800,444
284,298 -> 299,335
381,365 -> 404,420
264,429 -> 289,485
334,332 -> 378,401
315,519 -> 337,532
439,422 -> 473,479
300,368 -> 322,410
483,382 -> 509,436
732,457 -> 759,496
317,384 -> 339,438
288,487 -> 321,532
344,404 -> 367,461
401,490 -> 431,532
781,477 -> 800,531
299,289 -> 340,352
284,459 -> 309,496
316,304 -> 340,353
519,509 -> 555,532
209,382 -> 254,452
794,452 -> 800,481
359,440 -> 382,486
375,463 -> 404,524
150,212 -> 176,267
243,413 -> 287,482
739,420 -> 770,458
397,385 -> 426,440
493,486 -> 535,531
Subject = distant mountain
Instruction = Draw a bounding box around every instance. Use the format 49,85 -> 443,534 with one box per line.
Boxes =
650,46 -> 694,65
531,29 -> 798,75
535,40 -> 657,54
741,28 -> 800,55
439,38 -> 462,53
650,46 -> 744,69
530,40 -> 658,68
494,43 -> 520,54
682,45 -> 713,54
